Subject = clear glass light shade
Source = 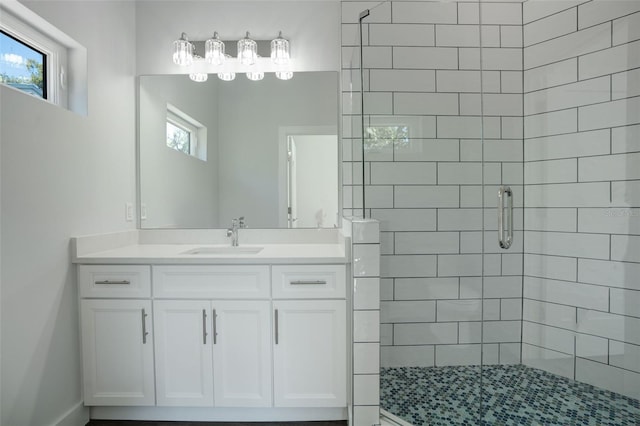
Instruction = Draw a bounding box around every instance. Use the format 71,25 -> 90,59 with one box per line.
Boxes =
205,32 -> 225,65
237,32 -> 257,66
246,69 -> 264,81
271,32 -> 290,65
173,33 -> 194,67
275,70 -> 293,81
218,71 -> 236,81
189,72 -> 208,82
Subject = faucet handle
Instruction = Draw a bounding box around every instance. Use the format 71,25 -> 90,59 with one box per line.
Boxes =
239,216 -> 246,228
231,218 -> 238,228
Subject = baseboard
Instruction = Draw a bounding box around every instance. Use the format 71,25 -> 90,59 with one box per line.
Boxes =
52,402 -> 89,426
90,406 -> 348,422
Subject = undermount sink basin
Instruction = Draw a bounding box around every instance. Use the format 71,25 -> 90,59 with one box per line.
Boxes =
182,246 -> 264,255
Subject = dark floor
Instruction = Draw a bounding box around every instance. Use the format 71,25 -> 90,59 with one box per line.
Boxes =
382,364 -> 640,426
87,422 -> 347,426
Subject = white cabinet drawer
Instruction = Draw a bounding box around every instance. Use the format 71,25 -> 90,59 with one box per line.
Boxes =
79,265 -> 151,298
272,265 -> 346,299
153,265 -> 270,299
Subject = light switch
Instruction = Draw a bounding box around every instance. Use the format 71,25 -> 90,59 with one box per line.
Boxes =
125,202 -> 134,221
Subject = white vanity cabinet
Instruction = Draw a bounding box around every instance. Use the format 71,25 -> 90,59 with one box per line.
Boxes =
272,265 -> 347,407
78,261 -> 347,419
78,266 -> 155,406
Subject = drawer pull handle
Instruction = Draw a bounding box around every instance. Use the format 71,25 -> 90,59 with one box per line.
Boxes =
274,309 -> 279,344
212,309 -> 218,344
95,280 -> 131,285
290,280 -> 327,285
202,309 -> 208,345
141,309 -> 149,344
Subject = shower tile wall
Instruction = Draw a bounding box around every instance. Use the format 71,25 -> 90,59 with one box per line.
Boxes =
341,1 -> 525,368
522,1 -> 640,400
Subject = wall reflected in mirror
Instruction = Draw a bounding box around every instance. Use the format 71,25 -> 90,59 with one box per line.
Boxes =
138,72 -> 339,229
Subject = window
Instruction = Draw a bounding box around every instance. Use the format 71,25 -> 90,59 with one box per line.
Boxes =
365,125 -> 410,153
0,30 -> 47,98
0,3 -> 73,109
166,104 -> 207,161
166,119 -> 192,155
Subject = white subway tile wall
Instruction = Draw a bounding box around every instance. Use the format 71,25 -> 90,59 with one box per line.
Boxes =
342,0 -> 640,407
522,0 -> 640,400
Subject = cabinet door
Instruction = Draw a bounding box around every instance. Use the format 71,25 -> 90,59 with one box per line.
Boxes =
154,300 -> 214,406
213,300 -> 272,407
273,300 -> 346,407
81,299 -> 155,406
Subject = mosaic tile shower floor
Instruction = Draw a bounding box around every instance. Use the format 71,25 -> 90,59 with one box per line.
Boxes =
381,365 -> 640,426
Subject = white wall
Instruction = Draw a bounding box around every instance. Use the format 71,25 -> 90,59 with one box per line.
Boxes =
135,1 -> 341,74
0,1 -> 137,425
140,75 -> 219,228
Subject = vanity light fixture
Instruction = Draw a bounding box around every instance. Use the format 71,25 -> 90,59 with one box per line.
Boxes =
237,32 -> 257,66
172,32 -> 194,66
174,31 -> 293,81
205,32 -> 225,65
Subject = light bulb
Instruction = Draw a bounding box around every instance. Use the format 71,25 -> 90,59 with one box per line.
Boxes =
237,32 -> 257,66
172,32 -> 194,67
205,32 -> 225,66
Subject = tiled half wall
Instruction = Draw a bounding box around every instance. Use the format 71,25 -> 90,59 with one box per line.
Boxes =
343,218 -> 381,426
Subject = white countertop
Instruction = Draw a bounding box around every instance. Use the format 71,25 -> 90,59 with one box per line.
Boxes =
73,243 -> 348,264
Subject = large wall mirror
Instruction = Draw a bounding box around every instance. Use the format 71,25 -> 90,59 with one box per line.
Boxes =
138,72 -> 340,229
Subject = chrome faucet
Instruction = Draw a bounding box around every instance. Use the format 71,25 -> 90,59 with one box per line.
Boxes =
227,219 -> 239,246
226,217 -> 246,247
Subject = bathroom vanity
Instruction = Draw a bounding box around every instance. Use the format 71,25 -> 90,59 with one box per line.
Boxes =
72,229 -> 351,422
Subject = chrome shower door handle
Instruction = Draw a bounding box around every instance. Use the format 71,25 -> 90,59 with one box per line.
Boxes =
498,186 -> 513,249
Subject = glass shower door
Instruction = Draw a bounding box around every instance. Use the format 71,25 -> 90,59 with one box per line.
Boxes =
354,0 -> 488,424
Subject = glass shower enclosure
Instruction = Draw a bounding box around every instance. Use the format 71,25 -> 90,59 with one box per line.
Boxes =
344,0 -> 640,424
